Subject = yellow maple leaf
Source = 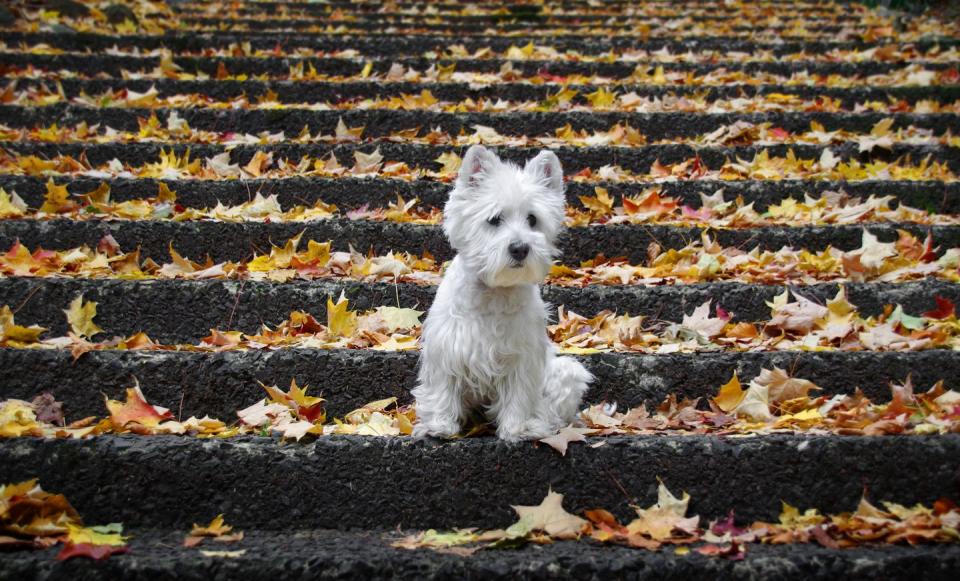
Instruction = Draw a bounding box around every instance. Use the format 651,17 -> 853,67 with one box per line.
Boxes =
67,523 -> 128,547
327,292 -> 357,337
0,188 -> 27,218
39,179 -> 72,214
190,514 -> 233,537
712,373 -> 745,412
0,399 -> 41,437
579,187 -> 614,214
157,182 -> 177,203
585,87 -> 616,109
435,152 -> 462,176
63,294 -> 103,338
304,240 -> 331,265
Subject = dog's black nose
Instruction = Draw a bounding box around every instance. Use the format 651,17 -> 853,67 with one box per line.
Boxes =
508,242 -> 530,262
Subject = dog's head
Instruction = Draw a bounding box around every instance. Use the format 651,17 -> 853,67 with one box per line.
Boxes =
443,145 -> 566,287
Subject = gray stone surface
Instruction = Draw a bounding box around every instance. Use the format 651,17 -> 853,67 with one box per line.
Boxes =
2,528 -> 959,581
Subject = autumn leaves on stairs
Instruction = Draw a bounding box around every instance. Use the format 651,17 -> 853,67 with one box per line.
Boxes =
2,0 -> 960,579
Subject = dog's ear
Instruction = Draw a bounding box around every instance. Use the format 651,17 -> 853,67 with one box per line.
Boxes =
523,150 -> 563,194
456,145 -> 499,191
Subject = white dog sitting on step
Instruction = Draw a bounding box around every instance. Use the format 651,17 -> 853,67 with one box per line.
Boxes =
412,145 -> 593,441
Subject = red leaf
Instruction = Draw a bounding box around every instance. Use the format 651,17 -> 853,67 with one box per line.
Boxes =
56,542 -> 129,561
924,296 -> 955,320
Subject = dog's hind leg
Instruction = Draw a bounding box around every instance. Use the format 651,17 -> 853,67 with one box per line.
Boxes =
538,356 -> 593,430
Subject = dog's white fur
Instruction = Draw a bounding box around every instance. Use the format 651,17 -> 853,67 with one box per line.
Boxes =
412,145 -> 593,441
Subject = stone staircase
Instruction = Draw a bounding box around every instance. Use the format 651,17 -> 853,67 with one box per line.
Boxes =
1,0 -> 960,578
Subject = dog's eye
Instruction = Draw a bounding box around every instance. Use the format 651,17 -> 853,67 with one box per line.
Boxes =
487,215 -> 502,227
527,214 -> 537,228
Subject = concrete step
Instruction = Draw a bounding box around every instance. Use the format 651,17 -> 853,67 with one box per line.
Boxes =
5,105 -> 957,139
1,434 -> 958,530
4,141 -> 957,176
7,77 -> 960,110
0,218 -> 955,263
1,347 -> 956,420
4,175 -> 957,214
4,31 -> 955,55
7,52 -> 957,79
0,277 -> 955,341
2,526 -> 958,580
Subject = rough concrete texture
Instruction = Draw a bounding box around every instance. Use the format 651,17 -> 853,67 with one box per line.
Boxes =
0,434 -> 958,529
0,218 -> 955,263
4,102 -> 959,138
5,140 -> 957,173
3,30 -> 957,53
0,277 -> 956,342
5,54 -> 956,86
2,529 -> 959,581
6,74 -> 959,108
4,175 -> 958,214
0,348 -> 954,421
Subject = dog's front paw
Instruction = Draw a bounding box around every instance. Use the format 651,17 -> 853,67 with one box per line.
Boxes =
521,418 -> 556,440
412,419 -> 461,440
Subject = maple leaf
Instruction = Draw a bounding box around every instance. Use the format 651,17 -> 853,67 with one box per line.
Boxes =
200,549 -> 246,558
63,294 -> 103,339
30,393 -> 63,425
56,542 -> 128,561
712,373 -> 745,412
327,292 -> 358,337
767,290 -> 828,334
0,480 -> 81,537
585,87 -> 616,108
39,179 -> 74,214
731,383 -> 774,422
242,151 -> 272,178
334,117 -> 363,142
626,481 -> 700,542
750,368 -> 820,404
371,306 -> 423,332
262,378 -> 325,423
857,118 -> 895,153
184,514 -> 243,547
66,522 -> 127,546
105,380 -> 173,429
0,188 -> 27,218
851,230 -> 897,270
352,148 -> 384,174
392,529 -> 480,552
925,296 -> 956,320
579,187 -> 614,214
681,300 -> 728,339
0,305 -> 47,344
539,425 -> 595,456
510,489 -> 588,539
0,399 -> 41,437
435,152 -> 461,177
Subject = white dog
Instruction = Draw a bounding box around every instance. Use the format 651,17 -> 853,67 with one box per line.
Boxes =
412,145 -> 593,441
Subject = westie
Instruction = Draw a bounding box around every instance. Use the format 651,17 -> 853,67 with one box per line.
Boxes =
412,145 -> 593,441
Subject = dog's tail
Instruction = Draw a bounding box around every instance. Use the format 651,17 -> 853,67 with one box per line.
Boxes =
540,355 -> 593,428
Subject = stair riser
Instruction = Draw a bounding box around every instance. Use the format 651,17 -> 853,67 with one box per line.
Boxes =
5,176 -> 958,214
1,435 -> 957,529
4,31 -> 956,54
8,53 -> 957,78
0,220 -> 954,263
4,141 -> 958,174
0,348 -> 954,420
0,278 -> 955,342
6,106 -> 959,139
